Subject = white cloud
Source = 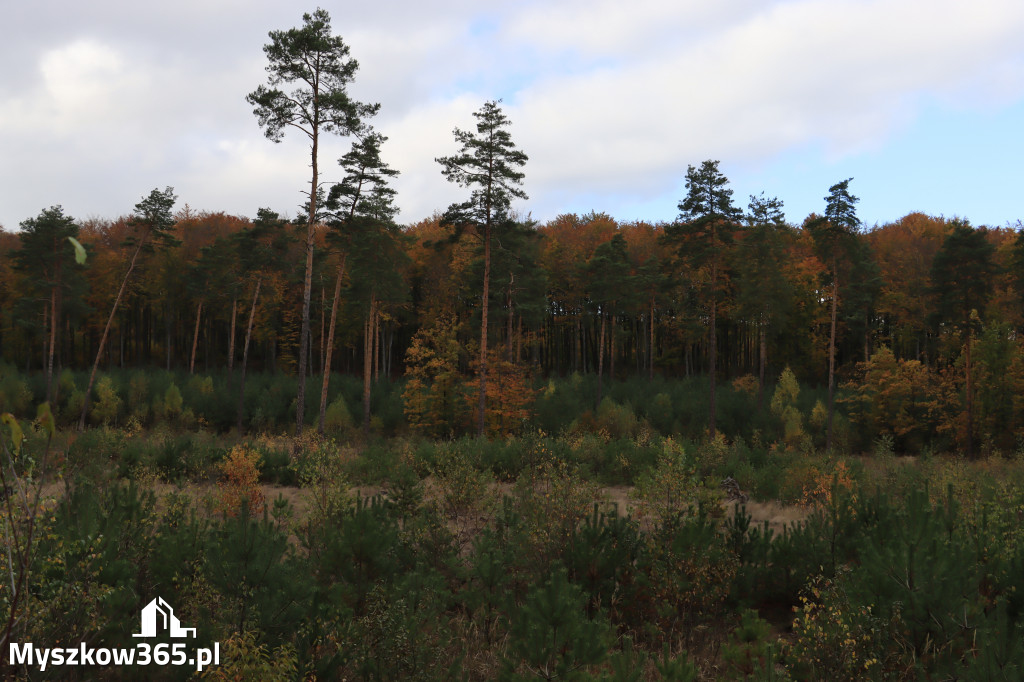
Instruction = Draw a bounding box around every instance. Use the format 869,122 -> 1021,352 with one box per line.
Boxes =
485,0 -> 1024,213
1,0 -> 1023,229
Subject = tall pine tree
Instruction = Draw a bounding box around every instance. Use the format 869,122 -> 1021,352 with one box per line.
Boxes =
247,8 -> 378,436
664,160 -> 742,436
735,193 -> 792,409
79,188 -> 177,431
12,206 -> 85,402
807,178 -> 860,450
436,100 -> 528,437
318,131 -> 400,435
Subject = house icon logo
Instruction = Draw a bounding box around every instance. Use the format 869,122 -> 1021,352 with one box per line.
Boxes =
133,597 -> 197,638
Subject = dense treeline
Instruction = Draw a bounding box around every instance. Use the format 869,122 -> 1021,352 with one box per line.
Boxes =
1,5 -> 1022,452
2,198 -> 1024,452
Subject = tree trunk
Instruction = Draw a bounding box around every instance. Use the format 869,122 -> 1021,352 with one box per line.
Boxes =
296,124 -> 320,437
650,295 -> 656,381
237,278 -> 262,433
758,321 -> 767,412
965,331 -> 974,459
826,271 -> 838,450
575,312 -> 582,374
507,273 -> 515,364
79,236 -> 147,431
319,285 -> 325,375
373,304 -> 381,381
597,310 -> 606,407
228,298 -> 237,374
478,222 -> 491,437
609,314 -> 616,381
46,280 -> 61,403
709,258 -> 718,437
363,296 -> 374,436
189,301 -> 203,375
318,254 -> 347,435
165,313 -> 172,371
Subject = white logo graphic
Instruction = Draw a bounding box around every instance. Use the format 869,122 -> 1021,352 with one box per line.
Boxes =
133,598 -> 196,639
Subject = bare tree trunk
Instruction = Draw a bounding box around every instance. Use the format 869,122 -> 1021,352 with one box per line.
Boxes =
373,304 -> 381,381
826,273 -> 838,450
166,314 -> 172,371
609,314 -> 616,381
507,273 -> 514,363
228,298 -> 237,374
965,331 -> 974,459
709,259 -> 718,437
318,255 -> 347,435
319,285 -> 325,374
46,282 -> 61,403
597,310 -> 606,407
296,127 -> 319,437
237,278 -> 262,434
758,321 -> 767,411
189,301 -> 203,375
478,223 -> 491,437
363,295 -> 374,436
79,237 -> 147,430
650,296 -> 656,381
575,311 -> 582,374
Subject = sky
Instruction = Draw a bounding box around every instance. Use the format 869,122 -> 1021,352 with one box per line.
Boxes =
2,0 -> 1023,232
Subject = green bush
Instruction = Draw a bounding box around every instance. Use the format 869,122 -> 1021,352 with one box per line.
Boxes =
0,362 -> 32,416
325,394 -> 354,433
90,375 -> 123,426
503,568 -> 614,678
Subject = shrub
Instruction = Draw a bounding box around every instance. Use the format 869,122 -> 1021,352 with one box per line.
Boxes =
128,371 -> 150,423
162,382 -> 184,422
647,392 -> 674,435
431,442 -> 493,522
770,367 -> 804,449
90,375 -> 122,426
593,397 -> 640,439
200,630 -> 298,681
214,444 -> 265,518
632,438 -> 721,527
503,568 -> 613,678
0,363 -> 32,416
325,394 -> 354,434
510,458 -> 601,570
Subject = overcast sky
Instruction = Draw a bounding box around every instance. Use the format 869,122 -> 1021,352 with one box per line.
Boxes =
2,0 -> 1023,232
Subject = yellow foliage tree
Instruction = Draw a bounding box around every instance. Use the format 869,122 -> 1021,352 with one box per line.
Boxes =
215,445 -> 266,518
465,346 -> 536,437
402,314 -> 469,438
841,346 -> 936,452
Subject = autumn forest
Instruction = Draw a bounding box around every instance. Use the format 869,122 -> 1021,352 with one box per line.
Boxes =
2,166 -> 1024,454
4,8 -> 1024,681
